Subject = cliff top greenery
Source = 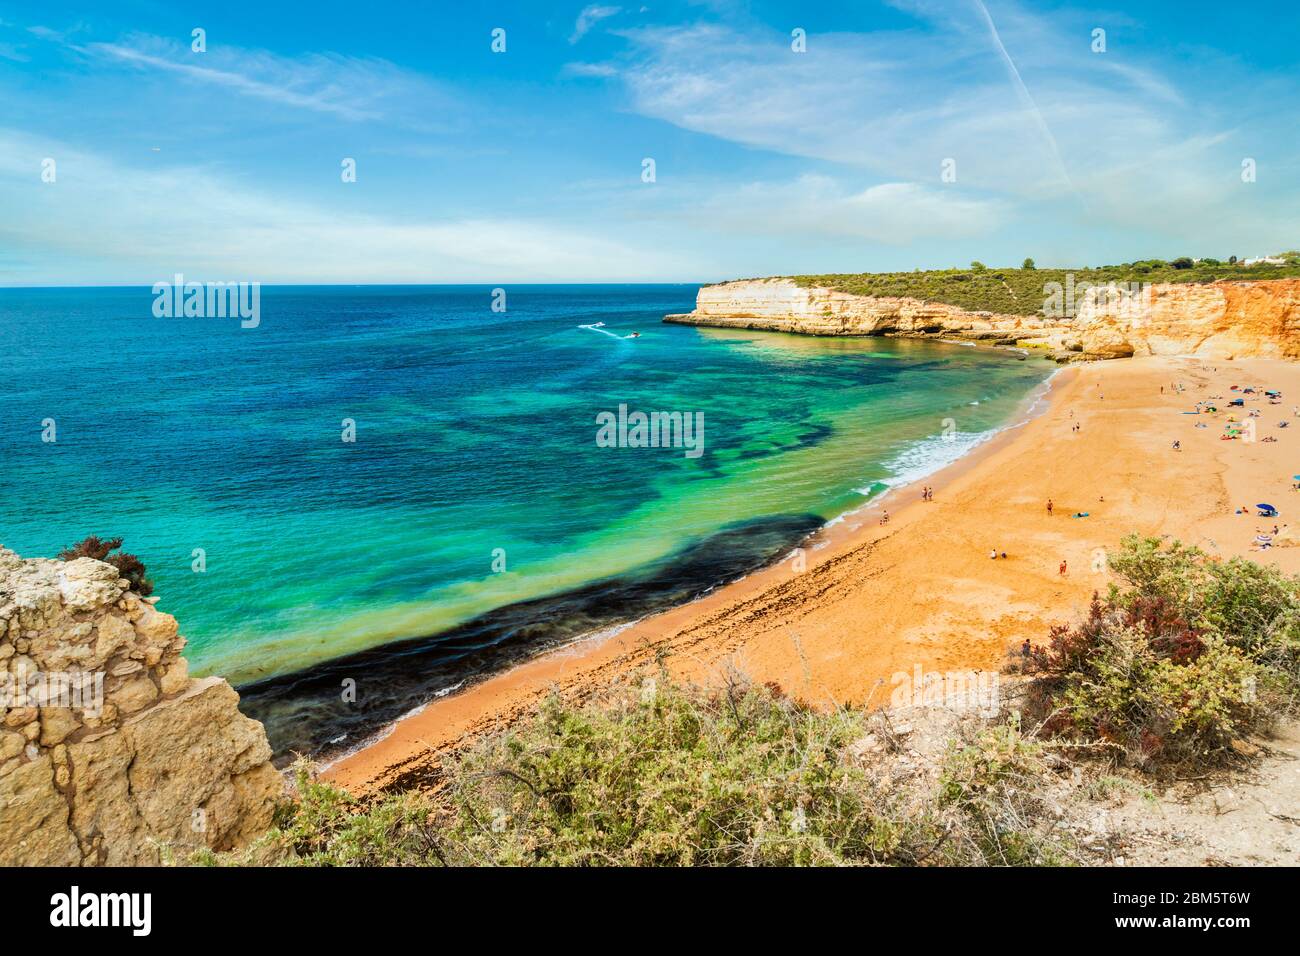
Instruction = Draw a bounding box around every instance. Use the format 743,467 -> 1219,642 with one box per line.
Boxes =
776,254 -> 1300,319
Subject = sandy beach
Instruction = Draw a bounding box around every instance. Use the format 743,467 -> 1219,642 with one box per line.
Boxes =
327,354 -> 1300,795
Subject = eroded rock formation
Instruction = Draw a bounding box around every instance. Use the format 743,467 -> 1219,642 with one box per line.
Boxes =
0,548 -> 283,865
664,278 -> 1300,362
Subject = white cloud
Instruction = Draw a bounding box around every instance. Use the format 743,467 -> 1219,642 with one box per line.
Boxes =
682,176 -> 1006,244
77,33 -> 446,122
570,5 -> 622,44
608,23 -> 1063,192
564,61 -> 619,78
0,129 -> 693,284
603,2 -> 1278,224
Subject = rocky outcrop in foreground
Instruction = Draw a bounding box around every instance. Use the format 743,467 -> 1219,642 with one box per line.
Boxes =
665,278 -> 1300,362
0,548 -> 283,865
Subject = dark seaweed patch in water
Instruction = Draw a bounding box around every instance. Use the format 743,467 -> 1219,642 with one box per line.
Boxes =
238,512 -> 823,761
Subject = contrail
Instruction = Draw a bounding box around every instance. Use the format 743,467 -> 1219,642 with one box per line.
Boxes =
971,0 -> 1075,195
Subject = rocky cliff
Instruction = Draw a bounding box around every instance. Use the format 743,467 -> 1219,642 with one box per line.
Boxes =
0,548 -> 283,865
664,278 -> 1300,361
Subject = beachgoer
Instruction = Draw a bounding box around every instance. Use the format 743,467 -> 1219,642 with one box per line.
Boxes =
1000,551 -> 1007,560
990,549 -> 997,560
1046,498 -> 1053,516
1059,560 -> 1067,576
1021,639 -> 1031,659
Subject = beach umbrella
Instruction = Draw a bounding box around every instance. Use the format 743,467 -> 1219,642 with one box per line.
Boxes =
1258,503 -> 1276,509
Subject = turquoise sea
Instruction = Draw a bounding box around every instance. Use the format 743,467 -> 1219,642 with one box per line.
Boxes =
0,285 -> 1055,755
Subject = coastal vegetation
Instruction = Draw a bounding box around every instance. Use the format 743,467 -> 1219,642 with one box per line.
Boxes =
215,678 -> 1068,867
1022,535 -> 1298,767
785,257 -> 1300,320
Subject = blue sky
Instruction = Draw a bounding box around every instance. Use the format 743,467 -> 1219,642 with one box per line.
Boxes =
1,0 -> 1297,284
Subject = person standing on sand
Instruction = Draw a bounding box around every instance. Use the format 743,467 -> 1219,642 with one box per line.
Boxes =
1046,498 -> 1054,516
1059,559 -> 1068,576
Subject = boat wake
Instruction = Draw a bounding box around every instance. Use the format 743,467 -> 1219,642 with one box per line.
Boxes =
579,322 -> 640,340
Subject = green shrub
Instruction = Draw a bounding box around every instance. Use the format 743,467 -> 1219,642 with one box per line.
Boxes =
1026,536 -> 1295,766
1109,535 -> 1300,691
436,675 -> 939,866
236,676 -> 1073,867
259,761 -> 440,866
937,719 -> 1068,865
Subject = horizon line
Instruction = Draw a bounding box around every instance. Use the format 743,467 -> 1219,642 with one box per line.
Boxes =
0,280 -> 717,291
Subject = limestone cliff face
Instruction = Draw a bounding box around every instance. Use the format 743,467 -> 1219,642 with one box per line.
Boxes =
665,278 -> 1300,361
0,548 -> 283,865
1074,278 -> 1300,360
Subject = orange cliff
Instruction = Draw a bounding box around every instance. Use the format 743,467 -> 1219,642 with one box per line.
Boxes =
664,277 -> 1300,362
